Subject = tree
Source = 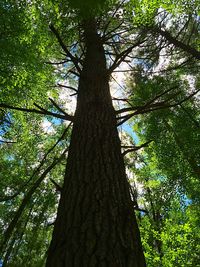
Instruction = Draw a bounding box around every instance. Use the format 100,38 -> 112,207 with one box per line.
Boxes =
0,0 -> 199,266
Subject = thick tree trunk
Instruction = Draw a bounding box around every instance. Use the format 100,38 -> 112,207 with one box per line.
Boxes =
46,19 -> 146,267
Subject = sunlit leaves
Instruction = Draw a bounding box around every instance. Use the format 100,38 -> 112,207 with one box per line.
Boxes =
126,0 -> 200,29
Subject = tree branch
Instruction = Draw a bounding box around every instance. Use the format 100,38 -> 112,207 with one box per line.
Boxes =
49,98 -> 70,117
0,148 -> 68,253
179,104 -> 200,128
134,207 -> 149,213
116,86 -> 179,116
57,83 -> 78,93
109,39 -> 146,73
0,140 -> 16,144
50,178 -> 62,192
49,24 -> 82,72
0,103 -> 73,121
152,26 -> 200,60
0,124 -> 72,203
122,140 -> 153,156
117,89 -> 200,126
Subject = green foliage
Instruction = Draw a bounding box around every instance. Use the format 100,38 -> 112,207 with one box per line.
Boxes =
126,0 -> 200,26
0,1 -> 55,105
139,200 -> 200,266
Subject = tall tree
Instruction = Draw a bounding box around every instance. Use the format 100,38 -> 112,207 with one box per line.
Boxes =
46,8 -> 146,267
0,0 -> 199,266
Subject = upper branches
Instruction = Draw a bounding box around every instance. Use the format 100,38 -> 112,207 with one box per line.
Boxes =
151,26 -> 200,60
116,87 -> 200,126
108,38 -> 146,73
49,24 -> 82,73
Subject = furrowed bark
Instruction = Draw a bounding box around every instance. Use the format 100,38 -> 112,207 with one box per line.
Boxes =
46,19 -> 146,267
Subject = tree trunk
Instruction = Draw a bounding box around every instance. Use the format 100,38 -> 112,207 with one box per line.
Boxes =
46,19 -> 146,267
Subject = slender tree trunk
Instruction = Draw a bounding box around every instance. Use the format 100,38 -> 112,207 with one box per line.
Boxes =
46,19 -> 146,267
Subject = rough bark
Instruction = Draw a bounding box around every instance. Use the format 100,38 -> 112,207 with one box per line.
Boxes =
46,19 -> 146,267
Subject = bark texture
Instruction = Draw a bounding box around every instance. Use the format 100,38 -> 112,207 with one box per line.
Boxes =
46,19 -> 146,267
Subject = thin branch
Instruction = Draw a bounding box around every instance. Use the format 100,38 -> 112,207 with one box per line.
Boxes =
0,140 -> 16,144
0,190 -> 21,203
33,102 -> 73,121
112,97 -> 129,102
103,0 -> 126,36
116,86 -> 179,115
117,89 -> 200,126
152,26 -> 200,60
117,113 -> 135,126
50,178 -> 62,192
179,104 -> 200,128
68,69 -> 80,77
111,74 -> 126,91
116,106 -> 140,115
135,89 -> 200,115
103,21 -> 124,41
49,98 -> 70,117
134,207 -> 149,213
49,24 -> 82,72
0,103 -> 73,121
70,92 -> 78,97
57,83 -> 78,93
2,205 -> 34,266
0,148 -> 68,253
109,39 -> 146,73
45,60 -> 67,65
122,140 -> 153,156
0,124 -> 72,203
